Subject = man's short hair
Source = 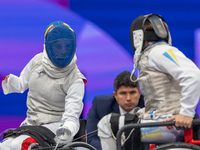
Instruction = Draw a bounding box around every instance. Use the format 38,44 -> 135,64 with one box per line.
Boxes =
114,71 -> 139,92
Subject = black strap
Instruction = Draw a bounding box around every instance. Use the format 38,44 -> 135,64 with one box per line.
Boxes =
125,113 -> 136,123
3,125 -> 56,147
124,113 -> 141,150
73,119 -> 87,142
110,113 -> 120,137
193,114 -> 200,140
144,30 -> 168,42
144,30 -> 161,41
109,113 -> 142,150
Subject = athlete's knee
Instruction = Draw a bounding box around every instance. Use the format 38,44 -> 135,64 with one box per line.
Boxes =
10,138 -> 21,150
10,136 -> 37,150
0,138 -> 13,150
0,142 -> 10,150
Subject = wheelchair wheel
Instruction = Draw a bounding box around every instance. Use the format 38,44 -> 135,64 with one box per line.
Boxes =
58,142 -> 97,150
152,142 -> 200,150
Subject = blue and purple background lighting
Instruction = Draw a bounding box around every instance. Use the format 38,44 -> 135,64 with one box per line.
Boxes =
0,0 -> 133,133
0,0 -> 200,135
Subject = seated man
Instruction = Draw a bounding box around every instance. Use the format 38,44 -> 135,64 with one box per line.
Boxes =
86,71 -> 144,150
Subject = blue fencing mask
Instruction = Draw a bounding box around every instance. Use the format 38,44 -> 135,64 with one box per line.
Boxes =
44,21 -> 76,68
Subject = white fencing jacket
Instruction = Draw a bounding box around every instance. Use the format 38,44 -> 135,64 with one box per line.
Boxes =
2,50 -> 87,137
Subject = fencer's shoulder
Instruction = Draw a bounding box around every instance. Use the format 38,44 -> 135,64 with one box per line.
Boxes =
32,52 -> 43,60
31,53 -> 43,67
149,44 -> 179,58
29,53 -> 43,63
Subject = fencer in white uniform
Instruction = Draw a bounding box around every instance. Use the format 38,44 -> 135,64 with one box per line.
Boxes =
1,21 -> 87,150
98,14 -> 200,150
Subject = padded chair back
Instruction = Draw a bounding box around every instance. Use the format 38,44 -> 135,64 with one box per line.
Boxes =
193,114 -> 200,140
73,119 -> 87,142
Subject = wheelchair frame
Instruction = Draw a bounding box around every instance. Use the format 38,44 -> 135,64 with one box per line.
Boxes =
31,141 -> 97,150
58,142 -> 97,150
116,119 -> 200,150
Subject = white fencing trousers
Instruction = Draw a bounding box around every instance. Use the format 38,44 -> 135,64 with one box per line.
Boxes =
0,135 -> 38,150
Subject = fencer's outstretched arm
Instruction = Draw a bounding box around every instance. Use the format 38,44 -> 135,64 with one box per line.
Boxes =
2,59 -> 32,94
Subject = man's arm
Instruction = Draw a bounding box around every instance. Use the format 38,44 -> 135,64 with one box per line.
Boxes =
86,97 -> 102,150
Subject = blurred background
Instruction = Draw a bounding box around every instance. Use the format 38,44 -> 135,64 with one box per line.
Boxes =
0,0 -> 200,134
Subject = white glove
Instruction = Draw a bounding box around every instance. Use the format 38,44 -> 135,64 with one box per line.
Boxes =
136,107 -> 145,117
56,125 -> 71,141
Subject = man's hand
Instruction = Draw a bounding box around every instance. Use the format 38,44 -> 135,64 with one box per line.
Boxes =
166,114 -> 193,129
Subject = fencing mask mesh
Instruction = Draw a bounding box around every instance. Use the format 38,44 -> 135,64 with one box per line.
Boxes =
45,21 -> 76,68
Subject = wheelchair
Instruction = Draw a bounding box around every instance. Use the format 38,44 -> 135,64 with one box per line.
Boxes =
116,119 -> 200,150
30,119 -> 97,150
0,119 -> 97,150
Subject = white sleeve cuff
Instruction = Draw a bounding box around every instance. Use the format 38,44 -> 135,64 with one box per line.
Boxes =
63,120 -> 79,137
